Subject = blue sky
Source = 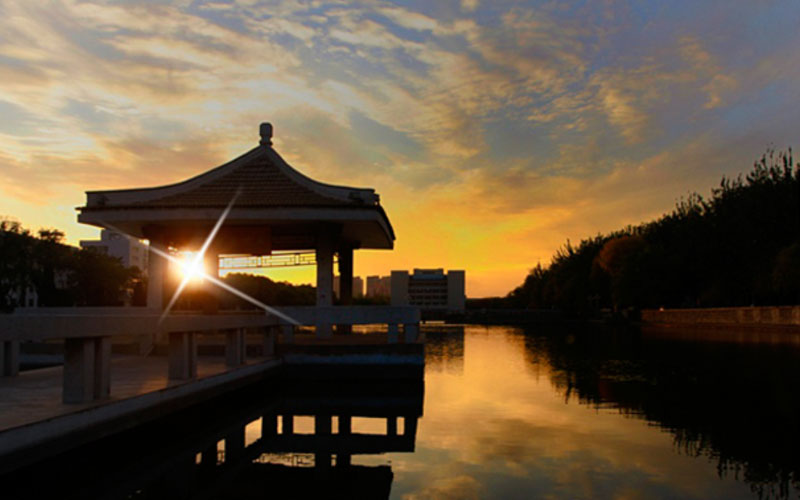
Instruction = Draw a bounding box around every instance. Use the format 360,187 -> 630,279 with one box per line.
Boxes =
0,0 -> 798,296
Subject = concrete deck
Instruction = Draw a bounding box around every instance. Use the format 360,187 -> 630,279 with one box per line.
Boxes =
0,354 -> 280,471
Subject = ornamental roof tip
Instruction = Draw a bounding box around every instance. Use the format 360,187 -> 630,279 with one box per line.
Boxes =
259,122 -> 273,146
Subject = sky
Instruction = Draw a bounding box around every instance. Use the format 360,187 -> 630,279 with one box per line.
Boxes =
0,0 -> 799,297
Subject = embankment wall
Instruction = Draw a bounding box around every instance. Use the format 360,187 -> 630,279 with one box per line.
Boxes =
642,306 -> 800,328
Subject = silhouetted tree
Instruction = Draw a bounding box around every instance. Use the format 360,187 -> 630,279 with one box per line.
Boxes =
506,148 -> 800,313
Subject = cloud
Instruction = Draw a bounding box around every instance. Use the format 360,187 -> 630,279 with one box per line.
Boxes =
0,0 -> 797,296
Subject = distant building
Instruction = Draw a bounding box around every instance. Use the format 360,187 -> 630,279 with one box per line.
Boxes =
334,275 -> 364,299
366,275 -> 391,297
391,269 -> 465,314
80,229 -> 148,272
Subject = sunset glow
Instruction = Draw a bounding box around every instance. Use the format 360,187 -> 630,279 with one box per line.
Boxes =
1,1 -> 798,296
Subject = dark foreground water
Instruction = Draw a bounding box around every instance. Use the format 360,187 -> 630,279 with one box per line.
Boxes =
5,324 -> 800,499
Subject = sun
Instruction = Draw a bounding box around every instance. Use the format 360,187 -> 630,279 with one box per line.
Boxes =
177,251 -> 206,283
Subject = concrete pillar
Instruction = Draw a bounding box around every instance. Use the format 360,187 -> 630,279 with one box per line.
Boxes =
203,251 -> 220,314
144,240 -> 167,354
168,331 -> 197,381
282,414 -> 294,435
147,241 -> 167,310
315,414 -> 332,435
337,247 -> 353,334
1,340 -> 20,377
225,328 -> 246,367
94,336 -> 111,399
338,248 -> 353,304
281,323 -> 294,344
64,338 -> 95,404
261,413 -> 277,438
225,427 -> 245,462
388,323 -> 399,344
263,326 -> 277,357
386,416 -> 397,436
404,323 -> 420,343
338,415 -> 352,435
316,231 -> 334,338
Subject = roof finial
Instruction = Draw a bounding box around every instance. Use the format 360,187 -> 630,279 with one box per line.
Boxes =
259,122 -> 273,146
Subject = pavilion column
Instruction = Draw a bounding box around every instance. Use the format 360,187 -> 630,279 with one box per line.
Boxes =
337,247 -> 353,334
203,251 -> 220,314
143,240 -> 167,355
315,231 -> 335,339
147,241 -> 167,310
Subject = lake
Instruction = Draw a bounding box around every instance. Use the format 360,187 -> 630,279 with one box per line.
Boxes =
5,324 -> 799,499
373,324 -> 800,499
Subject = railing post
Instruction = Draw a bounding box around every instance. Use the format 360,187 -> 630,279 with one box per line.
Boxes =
338,415 -> 351,435
225,328 -> 246,367
168,331 -> 197,381
1,340 -> 20,377
225,426 -> 245,462
261,413 -> 277,438
282,414 -> 294,435
315,413 -> 332,435
200,443 -> 218,471
386,416 -> 397,436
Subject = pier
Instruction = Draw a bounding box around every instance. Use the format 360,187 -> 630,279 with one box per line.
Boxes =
0,305 -> 421,473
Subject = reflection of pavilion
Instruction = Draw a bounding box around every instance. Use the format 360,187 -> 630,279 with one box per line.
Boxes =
2,375 -> 425,499
211,379 -> 424,499
77,123 -> 398,338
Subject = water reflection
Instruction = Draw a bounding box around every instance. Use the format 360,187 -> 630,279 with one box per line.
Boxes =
4,375 -> 424,500
518,325 -> 800,499
5,325 -> 800,499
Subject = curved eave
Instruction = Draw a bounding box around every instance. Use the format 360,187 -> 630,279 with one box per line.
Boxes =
85,145 -> 379,207
77,205 -> 395,250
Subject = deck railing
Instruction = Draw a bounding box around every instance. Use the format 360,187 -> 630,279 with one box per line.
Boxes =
0,305 -> 420,404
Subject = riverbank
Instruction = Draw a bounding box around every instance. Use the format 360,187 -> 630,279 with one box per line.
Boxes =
642,306 -> 800,331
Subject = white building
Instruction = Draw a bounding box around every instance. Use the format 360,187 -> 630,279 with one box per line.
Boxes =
80,229 -> 149,272
391,269 -> 465,314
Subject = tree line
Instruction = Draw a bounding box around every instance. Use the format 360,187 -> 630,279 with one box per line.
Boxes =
0,220 -> 139,310
0,221 -> 322,311
506,148 -> 800,313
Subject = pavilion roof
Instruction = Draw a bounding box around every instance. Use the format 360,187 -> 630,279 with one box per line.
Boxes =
77,123 -> 395,249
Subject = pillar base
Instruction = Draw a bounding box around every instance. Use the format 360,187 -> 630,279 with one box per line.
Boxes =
225,329 -> 246,367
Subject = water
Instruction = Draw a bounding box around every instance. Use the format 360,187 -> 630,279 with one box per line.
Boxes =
5,324 -> 800,499
374,325 -> 800,500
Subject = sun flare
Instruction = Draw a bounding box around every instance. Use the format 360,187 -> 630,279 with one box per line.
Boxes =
177,251 -> 206,283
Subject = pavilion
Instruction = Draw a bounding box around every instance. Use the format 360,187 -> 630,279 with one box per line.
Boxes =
77,123 -> 396,338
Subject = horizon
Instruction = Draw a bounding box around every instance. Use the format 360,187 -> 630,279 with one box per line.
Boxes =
1,1 -> 798,297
